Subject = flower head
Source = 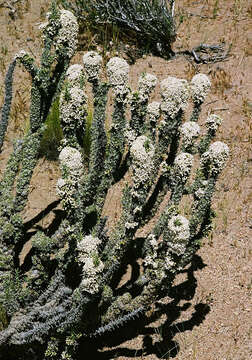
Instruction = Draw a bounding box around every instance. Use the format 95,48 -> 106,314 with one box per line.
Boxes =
77,235 -> 101,262
161,77 -> 189,118
59,146 -> 83,175
147,101 -> 160,122
174,152 -> 194,182
205,114 -> 222,132
138,73 -> 157,101
56,10 -> 78,58
56,178 -> 66,198
82,51 -> 102,82
180,121 -> 200,149
201,141 -> 229,176
106,57 -> 129,85
77,235 -> 103,294
106,57 -> 129,96
131,136 -> 155,186
167,215 -> 190,255
14,50 -> 27,61
60,85 -> 87,129
66,64 -> 85,86
191,74 -> 211,104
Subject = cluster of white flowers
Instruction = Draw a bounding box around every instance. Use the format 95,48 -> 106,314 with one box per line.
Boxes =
125,221 -> 139,229
161,77 -> 189,118
77,235 -> 104,294
143,234 -> 158,269
190,74 -> 211,104
125,126 -> 137,146
130,135 -> 155,187
60,86 -> 87,128
77,235 -> 101,262
57,147 -> 83,208
66,64 -> 85,86
147,101 -> 160,123
138,73 -> 157,101
59,146 -> 83,175
174,152 -> 194,182
164,255 -> 175,271
106,57 -> 129,96
180,121 -> 201,149
194,181 -> 208,199
133,206 -> 142,215
56,177 -> 66,198
201,141 -> 229,176
56,10 -> 78,58
14,50 -> 27,61
148,234 -> 158,251
205,114 -> 222,132
82,51 -> 102,82
56,177 -> 79,210
38,11 -> 59,38
160,161 -> 170,176
167,215 -> 190,255
106,57 -> 129,85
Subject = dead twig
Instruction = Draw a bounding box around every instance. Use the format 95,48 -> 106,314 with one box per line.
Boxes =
0,0 -> 22,19
191,43 -> 231,64
212,107 -> 229,111
177,43 -> 231,64
187,11 -> 216,20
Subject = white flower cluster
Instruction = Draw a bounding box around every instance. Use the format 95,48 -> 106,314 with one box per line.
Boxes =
106,57 -> 129,96
125,126 -> 137,146
56,10 -> 78,58
205,114 -> 222,132
125,221 -> 139,229
77,235 -> 101,262
130,135 -> 155,187
60,86 -> 87,128
82,51 -> 102,82
14,50 -> 27,61
191,74 -> 211,104
161,77 -> 189,118
77,235 -> 104,294
56,177 -> 66,198
57,147 -> 83,208
160,161 -> 170,176
174,152 -> 194,182
201,141 -> 229,176
167,215 -> 190,255
56,176 -> 79,210
180,121 -> 201,149
194,179 -> 208,199
147,101 -> 160,123
38,11 -> 59,38
143,234 -> 158,269
164,255 -> 175,271
59,146 -> 83,175
138,73 -> 157,101
66,64 -> 85,86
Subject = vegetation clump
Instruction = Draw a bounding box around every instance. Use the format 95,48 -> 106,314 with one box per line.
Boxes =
60,0 -> 176,58
0,2 -> 229,359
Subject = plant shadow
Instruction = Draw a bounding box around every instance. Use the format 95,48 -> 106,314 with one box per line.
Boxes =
78,255 -> 210,359
17,203 -> 210,360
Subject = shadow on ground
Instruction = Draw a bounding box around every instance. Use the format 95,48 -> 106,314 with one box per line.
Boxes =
77,255 -> 210,359
14,202 -> 210,360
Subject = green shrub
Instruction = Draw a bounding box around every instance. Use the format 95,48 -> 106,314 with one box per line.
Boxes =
60,0 -> 176,58
39,97 -> 63,159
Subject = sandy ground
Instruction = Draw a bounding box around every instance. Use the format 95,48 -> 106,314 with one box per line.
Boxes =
0,1 -> 251,359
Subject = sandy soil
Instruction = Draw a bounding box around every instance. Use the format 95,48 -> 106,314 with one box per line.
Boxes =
0,1 -> 251,359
